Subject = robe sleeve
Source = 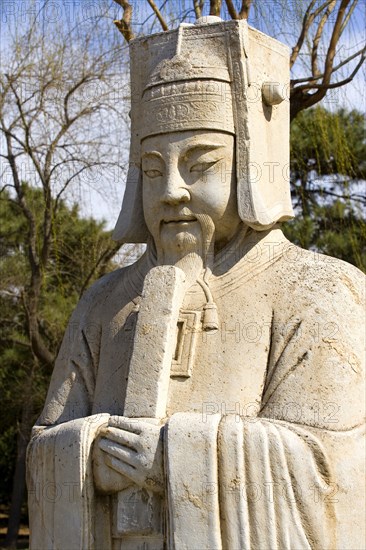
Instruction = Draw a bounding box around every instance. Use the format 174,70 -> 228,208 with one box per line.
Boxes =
26,415 -> 112,550
38,286 -> 102,426
27,286 -> 109,549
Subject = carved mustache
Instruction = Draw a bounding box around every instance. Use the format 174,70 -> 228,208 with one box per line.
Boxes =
161,208 -> 198,224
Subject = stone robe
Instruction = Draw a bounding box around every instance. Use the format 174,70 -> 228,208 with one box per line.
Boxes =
27,227 -> 365,549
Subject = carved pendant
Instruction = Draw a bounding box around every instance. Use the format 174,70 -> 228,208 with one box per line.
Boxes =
171,309 -> 202,378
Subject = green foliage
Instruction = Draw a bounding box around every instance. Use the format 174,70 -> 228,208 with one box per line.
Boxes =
284,107 -> 366,272
290,107 -> 366,182
0,187 -> 118,504
0,427 -> 17,499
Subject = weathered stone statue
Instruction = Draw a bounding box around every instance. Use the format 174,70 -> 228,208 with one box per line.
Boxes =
27,17 -> 365,550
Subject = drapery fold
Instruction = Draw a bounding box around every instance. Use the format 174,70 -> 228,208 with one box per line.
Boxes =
165,412 -> 344,550
219,417 -> 337,550
166,413 -> 222,549
27,414 -> 111,550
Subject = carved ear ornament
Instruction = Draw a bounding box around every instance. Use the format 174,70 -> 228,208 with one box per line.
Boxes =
262,82 -> 286,106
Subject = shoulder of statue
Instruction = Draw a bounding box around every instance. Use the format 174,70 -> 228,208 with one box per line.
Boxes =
271,249 -> 364,325
69,255 -> 146,322
266,229 -> 364,290
79,266 -> 128,303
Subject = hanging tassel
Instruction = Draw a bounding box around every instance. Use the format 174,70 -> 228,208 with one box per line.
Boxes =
198,269 -> 219,331
202,302 -> 219,331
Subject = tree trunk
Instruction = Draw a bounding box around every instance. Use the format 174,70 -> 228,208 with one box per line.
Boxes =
300,173 -> 311,217
4,375 -> 34,549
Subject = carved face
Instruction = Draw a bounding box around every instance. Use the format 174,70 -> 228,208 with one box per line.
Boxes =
141,130 -> 241,253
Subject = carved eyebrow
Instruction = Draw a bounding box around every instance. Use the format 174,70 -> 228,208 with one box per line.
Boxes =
141,151 -> 164,160
141,144 -> 225,160
182,143 -> 225,157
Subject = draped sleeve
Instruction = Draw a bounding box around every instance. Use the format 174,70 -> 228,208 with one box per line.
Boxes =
27,276 -> 116,550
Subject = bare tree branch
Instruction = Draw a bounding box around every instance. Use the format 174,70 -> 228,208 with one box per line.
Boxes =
307,188 -> 366,204
340,0 -> 357,35
113,0 -> 135,42
290,0 -> 318,68
299,0 -> 352,109
193,0 -> 204,19
239,0 -> 252,19
5,77 -> 47,188
225,0 -> 238,19
291,46 -> 366,83
311,1 -> 336,77
79,242 -> 123,297
290,0 -> 334,68
63,76 -> 91,124
146,0 -> 169,31
0,337 -> 32,349
53,163 -> 105,213
210,0 -> 222,16
293,48 -> 365,91
289,0 -> 363,120
0,184 -> 15,194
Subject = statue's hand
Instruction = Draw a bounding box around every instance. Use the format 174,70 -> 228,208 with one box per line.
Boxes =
97,416 -> 164,495
93,431 -> 132,494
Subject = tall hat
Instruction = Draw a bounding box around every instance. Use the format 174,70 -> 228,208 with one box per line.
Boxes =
113,17 -> 294,243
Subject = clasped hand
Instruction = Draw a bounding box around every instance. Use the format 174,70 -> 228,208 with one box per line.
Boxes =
93,416 -> 164,495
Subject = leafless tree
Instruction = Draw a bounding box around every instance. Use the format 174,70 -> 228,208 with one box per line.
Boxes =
1,5 -> 127,363
0,3 -> 129,545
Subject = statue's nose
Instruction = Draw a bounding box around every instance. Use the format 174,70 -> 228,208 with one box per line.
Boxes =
161,168 -> 190,205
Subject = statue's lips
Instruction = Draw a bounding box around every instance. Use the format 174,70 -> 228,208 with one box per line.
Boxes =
162,217 -> 197,225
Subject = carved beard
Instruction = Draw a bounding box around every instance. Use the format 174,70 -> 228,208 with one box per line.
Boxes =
156,213 -> 215,281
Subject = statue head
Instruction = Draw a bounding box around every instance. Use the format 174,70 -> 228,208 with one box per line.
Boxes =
113,17 -> 293,245
142,130 -> 240,257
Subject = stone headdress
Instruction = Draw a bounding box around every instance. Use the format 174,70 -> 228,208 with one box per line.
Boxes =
113,17 -> 294,243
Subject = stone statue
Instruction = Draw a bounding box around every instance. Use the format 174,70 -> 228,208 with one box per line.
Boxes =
27,17 -> 365,550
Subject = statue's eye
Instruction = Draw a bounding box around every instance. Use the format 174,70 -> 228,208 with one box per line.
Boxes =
144,169 -> 162,179
189,160 -> 219,173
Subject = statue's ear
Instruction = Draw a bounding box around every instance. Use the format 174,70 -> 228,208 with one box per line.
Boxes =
112,164 -> 149,243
